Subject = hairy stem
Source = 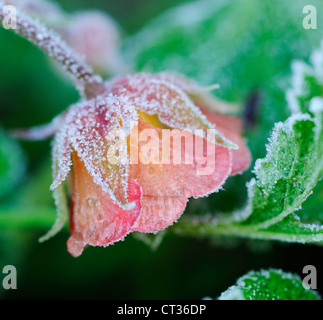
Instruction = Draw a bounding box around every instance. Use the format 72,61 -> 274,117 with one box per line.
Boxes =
0,2 -> 105,98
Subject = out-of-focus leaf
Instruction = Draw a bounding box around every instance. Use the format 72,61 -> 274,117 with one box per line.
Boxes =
125,0 -> 323,108
0,128 -> 25,199
218,269 -> 320,300
132,231 -> 166,251
126,0 -> 323,95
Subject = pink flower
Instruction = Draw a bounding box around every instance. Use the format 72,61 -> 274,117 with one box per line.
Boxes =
16,72 -> 250,257
57,10 -> 125,75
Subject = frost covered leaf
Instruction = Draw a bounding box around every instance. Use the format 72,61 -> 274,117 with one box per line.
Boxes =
239,113 -> 319,227
0,128 -> 25,199
218,269 -> 320,300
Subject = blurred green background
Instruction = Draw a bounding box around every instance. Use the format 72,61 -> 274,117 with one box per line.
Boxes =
1,0 -> 323,299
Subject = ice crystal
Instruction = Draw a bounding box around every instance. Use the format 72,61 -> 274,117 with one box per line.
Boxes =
50,96 -> 138,210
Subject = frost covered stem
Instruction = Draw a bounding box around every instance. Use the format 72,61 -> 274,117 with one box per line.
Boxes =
0,3 -> 105,98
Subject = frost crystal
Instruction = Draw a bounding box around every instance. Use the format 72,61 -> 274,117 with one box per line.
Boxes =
50,95 -> 138,210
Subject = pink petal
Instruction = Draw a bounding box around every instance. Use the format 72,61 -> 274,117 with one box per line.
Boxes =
106,74 -> 236,149
67,152 -> 142,257
11,113 -> 64,141
155,72 -> 241,114
134,196 -> 188,233
65,98 -> 138,209
130,119 -> 231,232
201,110 -> 251,175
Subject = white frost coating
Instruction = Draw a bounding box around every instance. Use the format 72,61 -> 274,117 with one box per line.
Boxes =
286,60 -> 313,113
5,0 -> 63,20
231,111 -> 316,224
155,71 -> 240,114
107,73 -> 238,149
67,97 -> 137,210
39,181 -> 68,242
310,97 -> 323,141
241,269 -> 296,281
231,178 -> 256,222
288,41 -> 323,114
218,286 -> 244,300
253,121 -> 284,179
218,269 -> 306,300
254,113 -> 312,180
285,112 -> 313,131
290,61 -> 313,96
39,123 -> 70,242
292,213 -> 323,232
309,97 -> 323,113
286,89 -> 301,113
49,93 -> 139,210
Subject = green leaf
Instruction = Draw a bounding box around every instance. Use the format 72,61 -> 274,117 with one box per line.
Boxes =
218,269 -> 320,300
125,0 -> 323,100
0,128 -> 26,199
298,179 -> 323,222
239,111 -> 321,228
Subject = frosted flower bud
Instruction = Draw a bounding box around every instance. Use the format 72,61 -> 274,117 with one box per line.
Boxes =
58,10 -> 126,76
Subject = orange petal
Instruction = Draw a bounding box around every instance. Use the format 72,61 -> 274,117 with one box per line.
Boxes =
67,152 -> 142,257
129,118 -> 231,232
201,110 -> 251,175
134,196 -> 188,233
